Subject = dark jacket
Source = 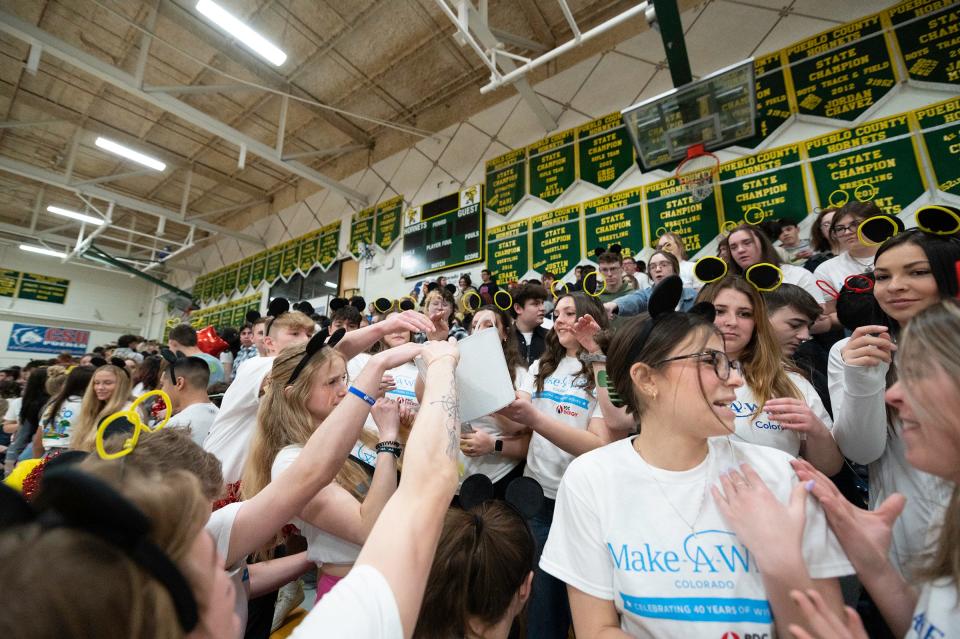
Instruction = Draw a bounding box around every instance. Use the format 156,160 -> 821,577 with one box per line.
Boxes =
515,325 -> 547,367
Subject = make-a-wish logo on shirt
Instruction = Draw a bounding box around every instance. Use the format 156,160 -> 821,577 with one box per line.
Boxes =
607,530 -> 759,575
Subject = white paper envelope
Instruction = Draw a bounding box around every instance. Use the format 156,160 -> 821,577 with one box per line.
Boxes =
416,327 -> 516,423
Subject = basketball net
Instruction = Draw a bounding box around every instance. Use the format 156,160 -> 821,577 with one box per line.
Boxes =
676,144 -> 719,203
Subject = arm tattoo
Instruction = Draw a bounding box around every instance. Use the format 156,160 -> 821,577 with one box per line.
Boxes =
431,378 -> 460,460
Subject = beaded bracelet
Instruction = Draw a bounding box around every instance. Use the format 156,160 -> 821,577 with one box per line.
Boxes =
375,441 -> 403,458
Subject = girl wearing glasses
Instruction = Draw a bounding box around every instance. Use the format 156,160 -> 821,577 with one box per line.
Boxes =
697,276 -> 843,475
603,251 -> 698,319
828,227 -> 960,581
541,283 -> 851,638
814,202 -> 889,292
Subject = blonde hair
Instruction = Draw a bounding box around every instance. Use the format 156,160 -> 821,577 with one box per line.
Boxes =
697,276 -> 800,413
268,310 -> 315,335
898,299 -> 960,588
241,343 -> 375,535
70,365 -> 133,451
0,466 -> 209,639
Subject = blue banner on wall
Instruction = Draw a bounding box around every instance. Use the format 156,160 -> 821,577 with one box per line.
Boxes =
7,323 -> 90,356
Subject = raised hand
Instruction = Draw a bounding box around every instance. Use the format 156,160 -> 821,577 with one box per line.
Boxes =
764,398 -> 830,436
789,458 -> 904,577
380,310 -> 434,336
370,397 -> 401,442
712,463 -> 807,572
419,339 -> 459,369
603,302 -> 618,320
841,325 -> 897,367
371,341 -> 423,371
572,313 -> 602,353
788,589 -> 868,639
496,392 -> 536,425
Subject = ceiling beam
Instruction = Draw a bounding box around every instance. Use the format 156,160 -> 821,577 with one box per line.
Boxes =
0,153 -> 264,247
0,10 -> 369,206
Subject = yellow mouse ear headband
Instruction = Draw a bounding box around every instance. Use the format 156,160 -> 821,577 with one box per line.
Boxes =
694,255 -> 783,292
95,390 -> 172,461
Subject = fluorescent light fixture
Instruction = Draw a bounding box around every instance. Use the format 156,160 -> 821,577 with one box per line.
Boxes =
94,137 -> 166,171
196,0 -> 288,66
46,205 -> 104,226
20,244 -> 66,259
324,281 -> 338,289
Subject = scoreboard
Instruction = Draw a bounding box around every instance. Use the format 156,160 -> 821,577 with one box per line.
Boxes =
402,185 -> 484,279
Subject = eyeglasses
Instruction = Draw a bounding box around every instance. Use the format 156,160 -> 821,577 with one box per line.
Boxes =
654,349 -> 742,381
649,261 -> 673,271
831,223 -> 859,236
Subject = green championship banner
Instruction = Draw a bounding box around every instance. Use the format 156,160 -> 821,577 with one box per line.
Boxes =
738,51 -> 793,149
17,272 -> 69,304
236,258 -> 252,294
645,178 -> 722,255
486,219 -> 530,285
231,304 -> 246,328
250,252 -> 267,288
530,205 -> 583,278
264,246 -> 283,284
805,113 -> 927,215
485,148 -> 527,216
298,230 -> 321,274
888,0 -> 960,86
915,96 -> 960,196
786,13 -> 898,121
582,188 -> 645,256
223,265 -> 240,297
402,185 -> 484,278
280,239 -> 300,280
349,207 -> 376,258
719,144 -> 810,225
577,113 -> 634,190
528,129 -> 577,203
192,275 -> 206,303
374,195 -> 404,251
211,270 -> 226,301
317,221 -> 341,270
0,269 -> 19,297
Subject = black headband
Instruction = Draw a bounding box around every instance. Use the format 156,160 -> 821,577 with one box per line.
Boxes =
286,327 -> 347,386
0,466 -> 199,631
459,474 -> 543,570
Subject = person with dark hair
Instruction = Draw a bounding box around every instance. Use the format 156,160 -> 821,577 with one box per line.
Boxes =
828,227 -> 960,584
167,323 -> 225,386
161,356 -> 219,446
413,501 -> 535,639
511,283 -> 548,366
776,218 -> 813,264
541,284 -> 851,637
38,365 -> 94,452
620,255 -> 642,289
495,292 -> 619,639
814,201 -> 888,291
133,355 -> 163,396
233,323 -> 258,379
804,207 -> 841,273
723,224 -> 825,302
4,367 -> 49,474
479,269 -> 499,306
219,326 -> 241,381
112,333 -> 143,363
604,249 -> 699,319
595,252 -> 634,311
330,305 -> 361,332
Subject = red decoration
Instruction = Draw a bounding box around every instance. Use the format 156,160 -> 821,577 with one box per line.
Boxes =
196,325 -> 229,357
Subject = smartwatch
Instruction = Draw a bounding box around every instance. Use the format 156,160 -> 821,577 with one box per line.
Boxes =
494,439 -> 504,455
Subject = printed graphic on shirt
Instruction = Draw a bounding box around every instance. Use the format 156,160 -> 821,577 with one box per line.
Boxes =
608,529 -> 771,624
42,406 -> 76,441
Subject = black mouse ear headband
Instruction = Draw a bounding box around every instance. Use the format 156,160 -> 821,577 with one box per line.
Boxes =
459,474 -> 543,568
264,297 -> 290,336
286,327 -> 347,386
373,296 -> 419,314
604,276 -> 716,408
0,466 -> 199,632
856,204 -> 960,246
159,348 -> 183,384
292,301 -> 315,317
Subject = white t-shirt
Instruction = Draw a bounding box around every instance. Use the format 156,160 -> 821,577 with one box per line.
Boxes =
521,356 -> 603,499
272,445 -> 362,565
781,263 -> 827,302
40,396 -> 83,449
205,502 -> 249,638
542,437 -> 853,638
168,402 -> 219,446
291,565 -> 402,638
729,372 -> 832,457
3,396 -> 21,423
203,356 -> 274,484
459,367 -> 527,487
678,260 -> 700,290
906,577 -> 960,639
813,251 -> 875,293
348,353 -> 420,436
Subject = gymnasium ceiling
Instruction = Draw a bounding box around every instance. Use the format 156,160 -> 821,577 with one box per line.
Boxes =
0,0 -> 889,275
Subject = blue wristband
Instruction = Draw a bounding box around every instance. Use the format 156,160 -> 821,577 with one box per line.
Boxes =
347,386 -> 376,406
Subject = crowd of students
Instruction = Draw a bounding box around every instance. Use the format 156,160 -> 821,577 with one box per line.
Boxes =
1,199 -> 959,639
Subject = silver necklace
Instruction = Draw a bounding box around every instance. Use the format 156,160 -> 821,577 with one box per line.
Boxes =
633,438 -> 710,534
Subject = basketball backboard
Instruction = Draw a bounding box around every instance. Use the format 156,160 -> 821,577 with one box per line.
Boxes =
621,59 -> 757,171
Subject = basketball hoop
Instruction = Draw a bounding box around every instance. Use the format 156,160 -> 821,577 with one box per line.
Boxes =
676,144 -> 719,203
